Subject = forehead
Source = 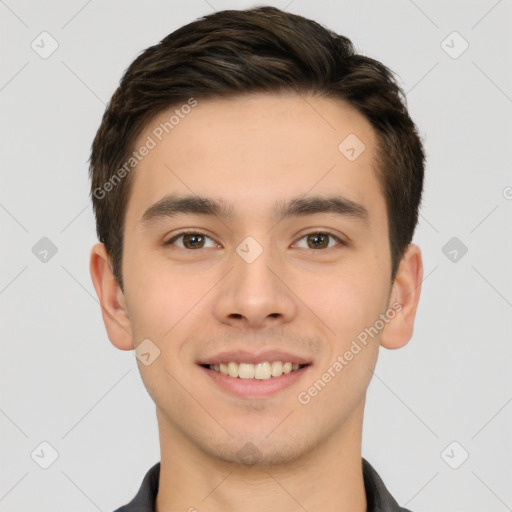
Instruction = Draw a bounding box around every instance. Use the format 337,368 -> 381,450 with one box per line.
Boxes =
125,92 -> 384,226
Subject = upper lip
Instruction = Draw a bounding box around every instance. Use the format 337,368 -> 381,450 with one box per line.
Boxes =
197,349 -> 312,366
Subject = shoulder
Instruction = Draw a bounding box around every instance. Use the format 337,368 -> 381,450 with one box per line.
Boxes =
111,461 -> 161,512
362,458 -> 413,512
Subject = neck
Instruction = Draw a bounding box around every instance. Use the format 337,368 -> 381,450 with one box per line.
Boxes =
155,405 -> 367,512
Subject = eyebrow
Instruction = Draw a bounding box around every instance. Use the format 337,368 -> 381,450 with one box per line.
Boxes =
140,193 -> 369,226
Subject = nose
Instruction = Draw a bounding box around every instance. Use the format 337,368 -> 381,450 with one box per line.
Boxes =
211,238 -> 298,330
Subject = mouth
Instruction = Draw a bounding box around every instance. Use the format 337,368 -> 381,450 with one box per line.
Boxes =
200,361 -> 309,380
197,354 -> 312,399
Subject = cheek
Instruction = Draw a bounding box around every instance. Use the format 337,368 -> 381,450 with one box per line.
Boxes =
123,248 -> 210,341
297,267 -> 384,408
296,262 -> 387,342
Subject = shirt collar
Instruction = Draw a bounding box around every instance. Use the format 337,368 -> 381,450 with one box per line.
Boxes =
113,458 -> 412,512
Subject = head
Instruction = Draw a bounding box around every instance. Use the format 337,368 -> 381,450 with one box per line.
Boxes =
89,6 -> 424,466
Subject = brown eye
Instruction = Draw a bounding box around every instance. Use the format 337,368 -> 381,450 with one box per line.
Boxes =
307,233 -> 329,249
165,232 -> 216,249
182,233 -> 205,249
294,232 -> 345,250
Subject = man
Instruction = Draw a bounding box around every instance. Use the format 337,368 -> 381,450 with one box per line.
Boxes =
89,6 -> 424,512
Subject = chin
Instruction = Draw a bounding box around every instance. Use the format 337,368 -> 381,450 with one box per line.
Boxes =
199,432 -> 317,468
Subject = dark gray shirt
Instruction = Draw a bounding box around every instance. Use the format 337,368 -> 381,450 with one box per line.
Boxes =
113,458 -> 412,512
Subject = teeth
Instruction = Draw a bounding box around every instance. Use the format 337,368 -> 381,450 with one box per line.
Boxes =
271,361 -> 283,377
208,361 -> 306,380
238,363 -> 255,379
228,361 -> 239,378
254,362 -> 271,379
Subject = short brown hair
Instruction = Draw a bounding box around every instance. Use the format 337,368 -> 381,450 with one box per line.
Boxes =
90,6 -> 425,290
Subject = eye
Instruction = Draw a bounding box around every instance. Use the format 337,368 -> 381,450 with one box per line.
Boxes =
164,231 -> 218,250
164,230 -> 345,251
294,231 -> 346,250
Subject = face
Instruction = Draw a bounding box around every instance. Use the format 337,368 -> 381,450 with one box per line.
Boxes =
103,92 -> 405,465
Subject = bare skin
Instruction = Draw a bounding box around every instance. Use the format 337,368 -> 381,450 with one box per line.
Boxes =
90,91 -> 423,512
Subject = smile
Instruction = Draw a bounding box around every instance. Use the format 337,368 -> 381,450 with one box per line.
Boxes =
205,361 -> 308,380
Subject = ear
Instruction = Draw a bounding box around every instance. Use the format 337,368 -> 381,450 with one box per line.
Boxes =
380,243 -> 423,350
89,242 -> 134,351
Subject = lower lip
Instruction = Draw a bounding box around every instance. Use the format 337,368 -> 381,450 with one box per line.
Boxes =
199,365 -> 310,399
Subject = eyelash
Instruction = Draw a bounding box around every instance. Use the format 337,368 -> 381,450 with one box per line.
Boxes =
164,230 -> 347,250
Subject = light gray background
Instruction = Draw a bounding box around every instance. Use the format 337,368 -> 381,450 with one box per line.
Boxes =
1,0 -> 511,510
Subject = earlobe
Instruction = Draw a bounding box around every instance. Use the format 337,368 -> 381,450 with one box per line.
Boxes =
380,243 -> 423,350
89,243 -> 134,351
